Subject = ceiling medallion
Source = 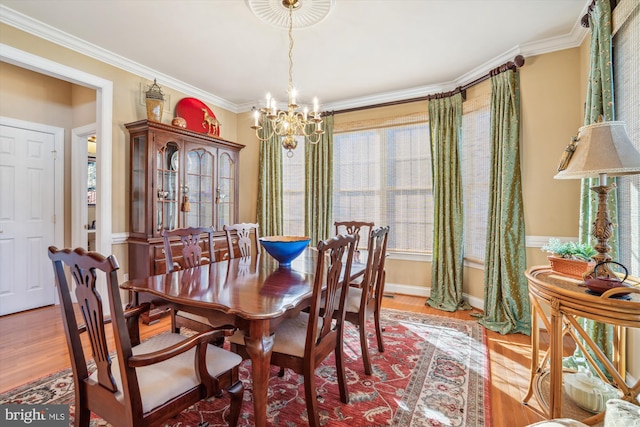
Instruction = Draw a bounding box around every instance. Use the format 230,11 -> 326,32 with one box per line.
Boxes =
246,0 -> 335,29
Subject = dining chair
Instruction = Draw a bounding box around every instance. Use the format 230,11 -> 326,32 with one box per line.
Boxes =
334,220 -> 374,252
223,222 -> 261,259
228,233 -> 357,427
48,246 -> 244,427
162,226 -> 215,272
162,227 -> 222,334
335,220 -> 374,286
344,225 -> 390,375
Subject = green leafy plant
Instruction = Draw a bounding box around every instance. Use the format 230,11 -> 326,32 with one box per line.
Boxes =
541,238 -> 597,261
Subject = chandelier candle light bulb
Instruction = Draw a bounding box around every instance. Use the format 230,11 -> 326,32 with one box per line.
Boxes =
250,0 -> 325,157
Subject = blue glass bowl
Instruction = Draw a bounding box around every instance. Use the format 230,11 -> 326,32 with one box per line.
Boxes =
259,236 -> 311,267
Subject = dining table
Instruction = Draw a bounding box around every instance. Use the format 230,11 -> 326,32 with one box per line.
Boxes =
120,247 -> 366,427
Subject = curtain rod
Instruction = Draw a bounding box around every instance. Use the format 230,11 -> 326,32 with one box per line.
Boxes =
581,0 -> 617,27
328,55 -> 525,116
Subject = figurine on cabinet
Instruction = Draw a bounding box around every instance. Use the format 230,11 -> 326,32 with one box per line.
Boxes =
202,108 -> 220,136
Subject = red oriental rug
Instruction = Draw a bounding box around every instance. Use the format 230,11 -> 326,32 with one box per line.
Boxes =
0,309 -> 490,426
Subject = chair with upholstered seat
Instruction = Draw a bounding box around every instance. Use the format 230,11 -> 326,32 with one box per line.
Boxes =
48,246 -> 244,427
162,227 -> 222,334
334,220 -> 374,253
334,221 -> 374,286
223,223 -> 261,259
162,226 -> 215,272
229,234 -> 357,427
344,226 -> 390,375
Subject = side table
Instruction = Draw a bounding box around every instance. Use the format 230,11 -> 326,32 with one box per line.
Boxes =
522,266 -> 640,425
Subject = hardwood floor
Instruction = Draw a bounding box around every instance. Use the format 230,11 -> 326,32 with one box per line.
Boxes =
0,294 -> 558,426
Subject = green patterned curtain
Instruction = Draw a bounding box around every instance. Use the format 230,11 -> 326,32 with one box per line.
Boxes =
478,70 -> 530,335
564,0 -> 616,373
426,94 -> 470,312
256,120 -> 283,237
305,114 -> 334,244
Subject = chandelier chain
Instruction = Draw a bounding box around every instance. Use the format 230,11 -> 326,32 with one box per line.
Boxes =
288,3 -> 294,97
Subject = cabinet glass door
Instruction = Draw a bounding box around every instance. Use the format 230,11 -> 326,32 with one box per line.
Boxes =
217,151 -> 236,230
156,142 -> 180,233
131,134 -> 146,234
185,147 -> 215,228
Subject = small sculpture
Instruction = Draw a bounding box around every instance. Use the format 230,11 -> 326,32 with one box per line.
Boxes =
202,108 -> 220,136
172,116 -> 187,128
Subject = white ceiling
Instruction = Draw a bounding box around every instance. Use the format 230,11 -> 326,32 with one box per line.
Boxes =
0,0 -> 590,113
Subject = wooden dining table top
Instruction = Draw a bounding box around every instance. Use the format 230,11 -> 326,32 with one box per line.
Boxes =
120,247 -> 366,320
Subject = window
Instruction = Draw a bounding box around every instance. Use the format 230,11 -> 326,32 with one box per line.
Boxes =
282,106 -> 492,261
333,115 -> 432,253
282,138 -> 306,236
613,5 -> 639,274
460,96 -> 491,262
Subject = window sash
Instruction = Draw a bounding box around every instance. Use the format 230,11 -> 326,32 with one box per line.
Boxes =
333,118 -> 432,253
613,5 -> 640,274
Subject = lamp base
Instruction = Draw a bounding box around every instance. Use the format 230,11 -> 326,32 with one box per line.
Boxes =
584,182 -> 616,279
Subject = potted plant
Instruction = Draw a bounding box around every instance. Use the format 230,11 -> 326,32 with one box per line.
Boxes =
541,238 -> 597,279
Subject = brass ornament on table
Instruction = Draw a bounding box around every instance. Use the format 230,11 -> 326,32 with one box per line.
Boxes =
145,79 -> 164,122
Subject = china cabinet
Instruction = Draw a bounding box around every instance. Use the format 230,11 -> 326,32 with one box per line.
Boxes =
125,120 -> 244,322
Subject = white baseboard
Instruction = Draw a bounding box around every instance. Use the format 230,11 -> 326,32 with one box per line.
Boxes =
384,282 -> 485,311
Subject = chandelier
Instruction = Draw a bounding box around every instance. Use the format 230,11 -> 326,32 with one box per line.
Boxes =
251,0 -> 324,157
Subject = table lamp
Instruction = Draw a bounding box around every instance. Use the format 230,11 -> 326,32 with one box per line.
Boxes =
555,121 -> 640,278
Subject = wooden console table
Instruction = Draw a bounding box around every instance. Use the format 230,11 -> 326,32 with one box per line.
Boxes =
522,266 -> 640,424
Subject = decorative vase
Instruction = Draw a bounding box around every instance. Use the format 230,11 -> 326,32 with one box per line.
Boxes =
548,256 -> 595,279
172,116 -> 187,128
145,79 -> 164,122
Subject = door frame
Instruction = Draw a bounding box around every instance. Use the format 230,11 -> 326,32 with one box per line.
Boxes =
1,43 -> 113,298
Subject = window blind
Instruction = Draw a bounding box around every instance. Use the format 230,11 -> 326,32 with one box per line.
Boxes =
460,94 -> 491,263
613,3 -> 639,274
333,112 -> 432,253
282,137 -> 306,237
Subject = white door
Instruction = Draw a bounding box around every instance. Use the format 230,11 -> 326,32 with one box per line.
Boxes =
0,122 -> 59,315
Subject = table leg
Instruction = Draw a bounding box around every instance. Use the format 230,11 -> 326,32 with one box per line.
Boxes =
549,300 -> 563,419
523,294 -> 539,404
243,320 -> 275,427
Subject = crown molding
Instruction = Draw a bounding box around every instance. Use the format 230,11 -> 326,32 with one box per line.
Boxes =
2,4 -> 589,115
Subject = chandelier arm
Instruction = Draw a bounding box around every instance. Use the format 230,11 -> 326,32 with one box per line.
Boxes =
298,124 -> 316,138
254,125 -> 275,142
306,132 -> 322,144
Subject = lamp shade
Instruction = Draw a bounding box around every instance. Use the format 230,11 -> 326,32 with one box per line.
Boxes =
554,121 -> 640,179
